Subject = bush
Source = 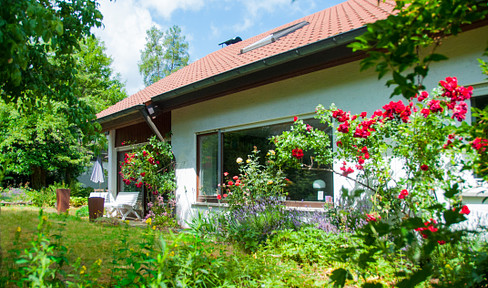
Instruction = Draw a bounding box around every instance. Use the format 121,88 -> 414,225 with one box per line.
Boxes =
263,226 -> 355,265
75,205 -> 89,218
70,196 -> 87,207
27,186 -> 57,207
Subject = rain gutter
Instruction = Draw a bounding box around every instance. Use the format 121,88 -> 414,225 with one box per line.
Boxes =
151,26 -> 367,104
97,104 -> 145,124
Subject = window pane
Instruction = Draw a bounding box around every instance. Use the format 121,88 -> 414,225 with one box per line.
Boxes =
198,133 -> 219,196
222,119 -> 333,202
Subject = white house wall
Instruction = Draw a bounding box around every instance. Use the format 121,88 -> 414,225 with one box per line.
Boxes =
170,26 -> 488,226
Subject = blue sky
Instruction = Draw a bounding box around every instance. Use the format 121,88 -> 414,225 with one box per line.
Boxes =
94,0 -> 346,95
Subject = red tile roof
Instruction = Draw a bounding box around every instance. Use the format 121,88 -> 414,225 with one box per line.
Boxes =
97,0 -> 395,119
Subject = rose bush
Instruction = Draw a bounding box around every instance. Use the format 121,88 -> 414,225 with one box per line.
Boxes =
119,136 -> 177,226
220,147 -> 287,210
273,76 -> 488,286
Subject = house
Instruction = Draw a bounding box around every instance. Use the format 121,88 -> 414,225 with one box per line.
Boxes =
97,0 -> 488,225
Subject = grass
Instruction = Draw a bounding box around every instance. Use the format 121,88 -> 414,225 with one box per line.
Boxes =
0,206 -> 151,286
0,206 -> 400,287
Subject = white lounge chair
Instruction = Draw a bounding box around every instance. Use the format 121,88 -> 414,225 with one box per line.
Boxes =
104,192 -> 141,220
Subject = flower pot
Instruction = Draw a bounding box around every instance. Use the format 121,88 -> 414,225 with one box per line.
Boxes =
88,197 -> 105,221
56,189 -> 71,213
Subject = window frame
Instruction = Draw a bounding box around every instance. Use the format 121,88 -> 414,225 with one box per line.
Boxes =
195,118 -> 333,208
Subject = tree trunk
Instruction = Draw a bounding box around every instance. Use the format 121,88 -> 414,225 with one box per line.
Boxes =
31,166 -> 46,190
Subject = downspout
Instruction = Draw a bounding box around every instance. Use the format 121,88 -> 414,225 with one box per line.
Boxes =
139,106 -> 166,143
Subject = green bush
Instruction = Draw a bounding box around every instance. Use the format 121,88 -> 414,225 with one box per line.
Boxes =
75,206 -> 89,218
263,226 -> 355,265
70,196 -> 87,207
27,186 -> 57,207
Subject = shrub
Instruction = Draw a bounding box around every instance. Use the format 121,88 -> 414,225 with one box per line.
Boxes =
75,205 -> 89,218
70,196 -> 87,207
27,186 -> 57,207
145,194 -> 178,228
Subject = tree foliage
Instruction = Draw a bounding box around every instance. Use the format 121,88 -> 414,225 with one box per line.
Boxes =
138,25 -> 189,86
0,1 -> 124,188
0,99 -> 92,189
74,36 -> 127,113
350,0 -> 488,99
0,0 -> 104,143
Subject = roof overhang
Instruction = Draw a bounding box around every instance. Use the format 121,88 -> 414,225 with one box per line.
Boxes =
151,26 -> 367,111
97,104 -> 145,132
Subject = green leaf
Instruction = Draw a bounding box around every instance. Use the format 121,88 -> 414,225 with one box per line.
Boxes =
329,268 -> 352,288
397,264 -> 432,288
424,53 -> 449,62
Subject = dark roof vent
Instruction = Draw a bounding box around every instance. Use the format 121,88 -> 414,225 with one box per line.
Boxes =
219,36 -> 242,47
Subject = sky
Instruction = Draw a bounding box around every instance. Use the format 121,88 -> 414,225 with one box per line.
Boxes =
93,0 -> 346,96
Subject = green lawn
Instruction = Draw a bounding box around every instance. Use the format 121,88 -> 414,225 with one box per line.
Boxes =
0,206 -> 152,286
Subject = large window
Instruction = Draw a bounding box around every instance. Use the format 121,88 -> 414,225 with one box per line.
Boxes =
197,119 -> 333,205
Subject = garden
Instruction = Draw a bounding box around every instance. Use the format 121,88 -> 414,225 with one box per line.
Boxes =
1,0 -> 488,287
2,74 -> 488,287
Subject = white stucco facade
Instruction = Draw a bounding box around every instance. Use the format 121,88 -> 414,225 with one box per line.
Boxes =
170,26 -> 488,226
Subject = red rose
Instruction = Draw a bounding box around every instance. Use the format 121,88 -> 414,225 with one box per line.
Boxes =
217,195 -> 222,200
293,116 -> 298,122
420,164 -> 429,171
398,189 -> 409,199
292,148 -> 304,159
460,205 -> 470,215
223,194 -> 228,198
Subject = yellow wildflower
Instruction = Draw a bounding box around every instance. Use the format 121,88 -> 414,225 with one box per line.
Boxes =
96,259 -> 102,266
246,159 -> 251,164
152,225 -> 156,230
80,265 -> 86,275
267,180 -> 274,185
145,218 -> 152,225
16,227 -> 21,233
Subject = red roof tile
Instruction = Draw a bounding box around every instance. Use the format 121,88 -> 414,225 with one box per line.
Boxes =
97,0 -> 395,119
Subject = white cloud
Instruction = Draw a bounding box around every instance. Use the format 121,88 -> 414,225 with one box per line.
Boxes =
141,0 -> 205,20
94,0 -> 156,95
93,0 -> 206,96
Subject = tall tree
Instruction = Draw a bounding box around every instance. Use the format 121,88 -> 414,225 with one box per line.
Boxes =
74,36 -> 127,113
139,25 -> 190,86
0,98 -> 92,189
0,0 -> 104,144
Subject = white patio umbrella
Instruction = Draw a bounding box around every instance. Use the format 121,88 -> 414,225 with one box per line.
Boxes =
90,156 -> 105,187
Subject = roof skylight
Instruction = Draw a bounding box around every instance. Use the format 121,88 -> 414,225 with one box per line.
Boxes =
240,21 -> 309,54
